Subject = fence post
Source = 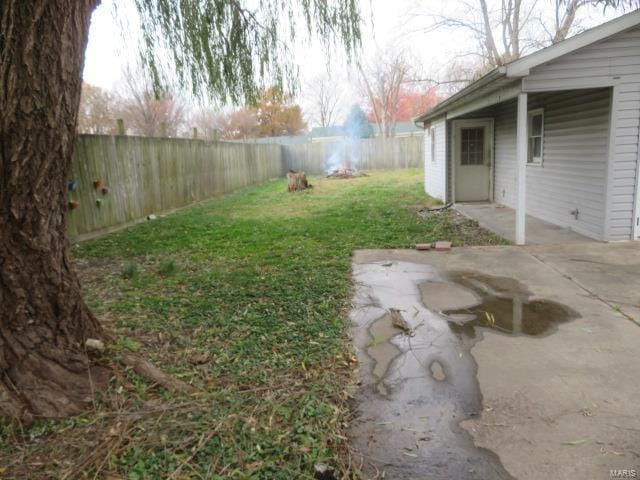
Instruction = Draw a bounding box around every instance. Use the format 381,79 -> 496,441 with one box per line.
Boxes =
116,118 -> 125,136
192,127 -> 198,139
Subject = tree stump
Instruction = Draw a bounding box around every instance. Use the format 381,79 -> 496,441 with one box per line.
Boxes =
287,170 -> 311,192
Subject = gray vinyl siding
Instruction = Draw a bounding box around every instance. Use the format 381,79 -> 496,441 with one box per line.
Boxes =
493,89 -> 611,240
446,121 -> 452,203
524,26 -> 640,240
493,100 -> 518,209
424,118 -> 447,201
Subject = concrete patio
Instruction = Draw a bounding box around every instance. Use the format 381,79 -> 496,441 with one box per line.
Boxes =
349,242 -> 640,479
455,202 -> 593,245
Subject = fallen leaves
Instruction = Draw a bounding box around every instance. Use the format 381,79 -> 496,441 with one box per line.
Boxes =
390,308 -> 413,335
188,352 -> 210,365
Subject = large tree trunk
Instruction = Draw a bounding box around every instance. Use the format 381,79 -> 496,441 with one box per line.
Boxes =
0,1 -> 108,424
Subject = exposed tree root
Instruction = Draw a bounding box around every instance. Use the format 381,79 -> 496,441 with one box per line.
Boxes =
120,352 -> 196,393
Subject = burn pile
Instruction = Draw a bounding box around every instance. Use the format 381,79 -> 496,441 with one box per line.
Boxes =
326,165 -> 367,179
325,106 -> 372,178
324,143 -> 367,179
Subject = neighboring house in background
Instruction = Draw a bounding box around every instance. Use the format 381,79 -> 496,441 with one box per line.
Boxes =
228,134 -> 309,145
309,126 -> 348,142
236,121 -> 422,144
416,10 -> 640,244
388,122 -> 423,138
308,122 -> 422,142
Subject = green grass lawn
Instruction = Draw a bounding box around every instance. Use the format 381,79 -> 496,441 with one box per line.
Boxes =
1,169 -> 504,479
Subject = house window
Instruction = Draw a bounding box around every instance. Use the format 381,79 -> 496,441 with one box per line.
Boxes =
460,127 -> 485,165
430,128 -> 436,163
528,109 -> 544,164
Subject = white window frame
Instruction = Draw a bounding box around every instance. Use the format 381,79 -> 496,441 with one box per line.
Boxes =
430,127 -> 436,163
527,108 -> 544,165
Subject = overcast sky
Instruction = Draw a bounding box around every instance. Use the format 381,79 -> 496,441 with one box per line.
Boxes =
83,0 -> 626,125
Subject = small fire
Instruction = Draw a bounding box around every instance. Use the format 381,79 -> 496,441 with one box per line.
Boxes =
325,132 -> 365,178
326,165 -> 362,178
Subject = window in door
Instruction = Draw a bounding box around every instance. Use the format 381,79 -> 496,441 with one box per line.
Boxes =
460,127 -> 485,165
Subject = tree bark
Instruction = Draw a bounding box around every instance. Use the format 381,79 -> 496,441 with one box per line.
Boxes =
553,0 -> 581,44
287,170 -> 311,191
479,0 -> 501,65
0,0 -> 108,424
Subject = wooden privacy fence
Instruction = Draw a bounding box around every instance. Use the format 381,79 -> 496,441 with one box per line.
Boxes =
67,135 -> 283,237
282,136 -> 423,174
67,134 -> 423,237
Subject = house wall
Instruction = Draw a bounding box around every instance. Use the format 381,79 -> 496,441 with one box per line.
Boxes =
424,118 -> 447,201
493,88 -> 611,240
524,26 -> 640,240
493,100 -> 518,209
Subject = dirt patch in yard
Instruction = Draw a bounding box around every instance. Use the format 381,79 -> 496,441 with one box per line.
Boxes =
412,207 -> 508,246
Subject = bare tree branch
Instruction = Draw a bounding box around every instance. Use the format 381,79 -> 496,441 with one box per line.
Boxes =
410,0 -> 619,71
357,48 -> 416,137
306,74 -> 343,128
479,0 -> 501,64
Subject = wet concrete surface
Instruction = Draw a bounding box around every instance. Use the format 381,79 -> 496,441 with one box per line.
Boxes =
349,261 -> 549,479
441,272 -> 580,338
351,247 -> 640,480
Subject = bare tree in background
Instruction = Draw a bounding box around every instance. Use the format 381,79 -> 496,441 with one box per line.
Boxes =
77,83 -> 118,134
306,74 -> 343,128
217,87 -> 307,139
220,108 -> 261,139
551,0 -> 640,43
546,0 -> 632,43
413,58 -> 489,98
117,66 -> 188,137
191,107 -> 226,140
357,48 -> 414,138
421,0 -> 633,68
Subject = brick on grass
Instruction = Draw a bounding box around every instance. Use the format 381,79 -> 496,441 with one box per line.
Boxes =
434,241 -> 452,252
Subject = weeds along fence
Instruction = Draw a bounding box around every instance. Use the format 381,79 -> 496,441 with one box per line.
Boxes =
68,134 -> 423,238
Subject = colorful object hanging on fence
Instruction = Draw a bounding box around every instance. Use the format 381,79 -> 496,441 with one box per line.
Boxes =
101,186 -> 110,195
68,201 -> 80,210
68,180 -> 77,191
95,198 -> 102,207
93,179 -> 102,189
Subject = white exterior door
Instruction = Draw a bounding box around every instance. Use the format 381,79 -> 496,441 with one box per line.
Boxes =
453,119 -> 493,202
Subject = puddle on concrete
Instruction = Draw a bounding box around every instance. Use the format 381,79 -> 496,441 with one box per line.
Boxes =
426,272 -> 580,338
367,313 -> 402,395
349,261 -> 579,480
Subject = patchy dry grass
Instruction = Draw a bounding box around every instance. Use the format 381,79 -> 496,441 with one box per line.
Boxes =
0,169 -> 505,479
